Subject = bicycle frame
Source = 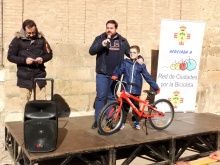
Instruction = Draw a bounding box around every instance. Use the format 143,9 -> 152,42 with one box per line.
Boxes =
115,90 -> 165,119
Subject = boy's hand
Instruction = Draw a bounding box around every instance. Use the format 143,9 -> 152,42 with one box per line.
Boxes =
156,89 -> 160,94
111,76 -> 118,80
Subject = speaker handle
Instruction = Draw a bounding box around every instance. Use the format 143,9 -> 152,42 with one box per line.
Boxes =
33,78 -> 54,101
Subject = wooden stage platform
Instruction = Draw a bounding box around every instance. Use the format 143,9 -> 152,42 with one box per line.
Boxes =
5,113 -> 220,165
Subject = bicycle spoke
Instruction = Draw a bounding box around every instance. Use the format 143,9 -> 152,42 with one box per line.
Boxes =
98,101 -> 124,135
149,99 -> 174,130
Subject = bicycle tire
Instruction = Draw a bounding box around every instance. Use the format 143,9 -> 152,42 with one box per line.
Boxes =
148,99 -> 174,130
97,101 -> 124,135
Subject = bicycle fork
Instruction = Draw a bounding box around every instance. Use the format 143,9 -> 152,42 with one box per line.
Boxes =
113,100 -> 123,120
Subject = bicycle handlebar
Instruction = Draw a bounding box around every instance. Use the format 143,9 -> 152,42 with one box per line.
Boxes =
115,80 -> 138,86
114,80 -> 157,96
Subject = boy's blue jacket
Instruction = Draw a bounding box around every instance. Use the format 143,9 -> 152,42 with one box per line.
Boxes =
113,58 -> 160,95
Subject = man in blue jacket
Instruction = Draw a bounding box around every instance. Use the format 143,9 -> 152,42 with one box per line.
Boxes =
89,20 -> 143,129
7,19 -> 53,114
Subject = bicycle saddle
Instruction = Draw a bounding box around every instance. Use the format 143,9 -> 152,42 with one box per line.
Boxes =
143,90 -> 156,95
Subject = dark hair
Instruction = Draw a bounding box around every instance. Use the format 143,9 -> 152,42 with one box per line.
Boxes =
22,19 -> 37,31
130,45 -> 140,53
106,20 -> 118,29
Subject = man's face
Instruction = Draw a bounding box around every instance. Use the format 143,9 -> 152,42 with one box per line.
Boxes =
129,48 -> 139,60
25,26 -> 36,39
106,23 -> 117,37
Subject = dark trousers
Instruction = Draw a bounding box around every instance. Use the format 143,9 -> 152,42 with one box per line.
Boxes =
122,95 -> 140,123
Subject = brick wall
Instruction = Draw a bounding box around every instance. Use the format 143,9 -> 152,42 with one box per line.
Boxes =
1,0 -> 220,121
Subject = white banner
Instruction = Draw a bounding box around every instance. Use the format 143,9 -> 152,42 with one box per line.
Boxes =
155,19 -> 206,112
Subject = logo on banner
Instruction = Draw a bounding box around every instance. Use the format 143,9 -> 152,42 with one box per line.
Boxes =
168,91 -> 183,109
174,25 -> 191,45
169,57 -> 197,71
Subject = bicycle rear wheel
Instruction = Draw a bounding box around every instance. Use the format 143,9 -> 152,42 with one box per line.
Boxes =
149,99 -> 174,130
97,101 -> 124,135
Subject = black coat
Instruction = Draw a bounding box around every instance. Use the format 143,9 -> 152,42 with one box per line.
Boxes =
7,32 -> 53,88
89,33 -> 130,74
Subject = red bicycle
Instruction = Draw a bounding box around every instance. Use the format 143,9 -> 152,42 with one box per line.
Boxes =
97,80 -> 174,135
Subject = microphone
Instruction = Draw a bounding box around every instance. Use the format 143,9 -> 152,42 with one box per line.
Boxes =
106,35 -> 111,48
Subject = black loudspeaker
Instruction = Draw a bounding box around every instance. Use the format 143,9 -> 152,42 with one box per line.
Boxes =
24,78 -> 58,153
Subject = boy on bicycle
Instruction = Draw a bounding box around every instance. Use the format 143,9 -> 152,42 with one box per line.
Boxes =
111,45 -> 160,130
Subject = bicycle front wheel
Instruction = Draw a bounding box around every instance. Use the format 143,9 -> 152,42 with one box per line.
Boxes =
97,101 -> 124,135
149,99 -> 174,130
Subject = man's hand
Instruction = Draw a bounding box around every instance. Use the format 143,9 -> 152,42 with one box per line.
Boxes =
26,57 -> 35,64
102,38 -> 110,47
136,58 -> 144,65
35,57 -> 43,64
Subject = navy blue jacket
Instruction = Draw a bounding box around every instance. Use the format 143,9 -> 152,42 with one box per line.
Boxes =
113,58 -> 160,95
89,33 -> 130,75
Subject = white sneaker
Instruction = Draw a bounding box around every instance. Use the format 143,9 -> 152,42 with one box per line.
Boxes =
120,123 -> 125,130
134,121 -> 140,130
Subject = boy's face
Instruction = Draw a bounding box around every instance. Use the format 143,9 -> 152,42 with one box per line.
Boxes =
129,48 -> 138,60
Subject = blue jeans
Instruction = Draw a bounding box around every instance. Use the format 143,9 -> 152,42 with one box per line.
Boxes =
94,74 -> 117,121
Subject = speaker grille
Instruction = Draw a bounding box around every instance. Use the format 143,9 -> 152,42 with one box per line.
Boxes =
24,120 -> 57,152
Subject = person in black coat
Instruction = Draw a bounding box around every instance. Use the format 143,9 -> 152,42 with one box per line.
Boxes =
7,19 -> 53,113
